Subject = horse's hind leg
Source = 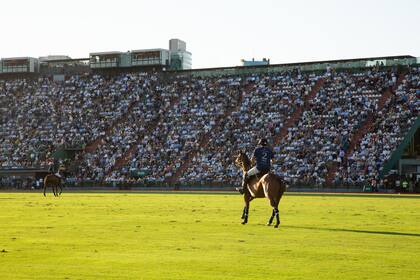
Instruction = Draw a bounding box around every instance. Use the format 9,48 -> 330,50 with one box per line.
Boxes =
267,209 -> 275,226
241,206 -> 249,225
268,196 -> 280,228
274,208 -> 280,228
241,206 -> 247,220
43,184 -> 47,197
274,193 -> 285,228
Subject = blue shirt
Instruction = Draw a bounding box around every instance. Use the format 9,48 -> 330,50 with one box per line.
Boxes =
253,146 -> 274,171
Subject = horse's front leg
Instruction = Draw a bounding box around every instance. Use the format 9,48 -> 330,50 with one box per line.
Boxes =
53,185 -> 57,197
241,193 -> 251,225
58,184 -> 63,196
43,184 -> 47,197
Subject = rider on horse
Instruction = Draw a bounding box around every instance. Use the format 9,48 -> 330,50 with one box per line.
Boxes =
46,151 -> 62,178
236,138 -> 274,194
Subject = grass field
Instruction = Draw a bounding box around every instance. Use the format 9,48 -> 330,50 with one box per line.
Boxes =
0,191 -> 419,280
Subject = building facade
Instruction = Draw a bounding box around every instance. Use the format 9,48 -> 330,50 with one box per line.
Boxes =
89,39 -> 191,71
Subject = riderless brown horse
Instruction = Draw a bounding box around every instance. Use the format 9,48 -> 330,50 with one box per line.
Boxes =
43,166 -> 65,197
235,151 -> 286,228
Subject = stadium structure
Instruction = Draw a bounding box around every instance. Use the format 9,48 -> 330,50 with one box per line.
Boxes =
0,39 -> 419,192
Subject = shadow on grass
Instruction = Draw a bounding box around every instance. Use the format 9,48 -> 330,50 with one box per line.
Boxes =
284,225 -> 420,237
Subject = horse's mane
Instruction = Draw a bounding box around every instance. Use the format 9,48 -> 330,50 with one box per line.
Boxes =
241,152 -> 251,169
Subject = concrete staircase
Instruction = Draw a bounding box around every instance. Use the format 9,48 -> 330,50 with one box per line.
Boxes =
274,78 -> 325,146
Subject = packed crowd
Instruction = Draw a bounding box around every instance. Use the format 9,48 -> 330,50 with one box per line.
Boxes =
75,73 -> 161,181
0,73 -> 151,167
341,67 -> 420,184
179,71 -> 317,184
277,69 -> 395,185
1,67 -> 418,187
114,76 -> 244,182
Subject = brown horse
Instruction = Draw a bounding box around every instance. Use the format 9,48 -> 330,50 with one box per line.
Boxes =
43,166 -> 65,197
234,151 -> 286,227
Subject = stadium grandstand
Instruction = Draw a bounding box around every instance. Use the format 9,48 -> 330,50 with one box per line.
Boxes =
1,45 -> 419,192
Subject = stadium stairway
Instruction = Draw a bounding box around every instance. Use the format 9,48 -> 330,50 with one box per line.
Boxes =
274,78 -> 325,146
165,85 -> 248,183
324,72 -> 406,185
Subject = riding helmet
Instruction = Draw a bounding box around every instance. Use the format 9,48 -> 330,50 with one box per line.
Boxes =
258,138 -> 268,146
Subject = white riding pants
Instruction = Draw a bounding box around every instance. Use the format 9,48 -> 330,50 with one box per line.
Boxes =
247,166 -> 260,177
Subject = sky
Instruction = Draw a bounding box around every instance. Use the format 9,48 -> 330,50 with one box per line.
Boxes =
1,0 -> 419,69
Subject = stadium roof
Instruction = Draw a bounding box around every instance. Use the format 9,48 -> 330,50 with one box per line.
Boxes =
178,55 -> 415,72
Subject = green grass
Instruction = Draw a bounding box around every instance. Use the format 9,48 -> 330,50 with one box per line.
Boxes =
0,192 -> 419,280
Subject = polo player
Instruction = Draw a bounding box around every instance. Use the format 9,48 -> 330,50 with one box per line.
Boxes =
236,138 -> 274,194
